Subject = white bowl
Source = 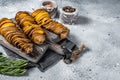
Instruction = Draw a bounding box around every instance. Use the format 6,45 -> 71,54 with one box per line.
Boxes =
40,0 -> 58,18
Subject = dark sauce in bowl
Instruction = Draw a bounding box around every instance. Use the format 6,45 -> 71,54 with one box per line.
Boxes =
63,6 -> 76,13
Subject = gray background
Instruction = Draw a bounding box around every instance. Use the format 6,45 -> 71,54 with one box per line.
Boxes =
0,0 -> 120,80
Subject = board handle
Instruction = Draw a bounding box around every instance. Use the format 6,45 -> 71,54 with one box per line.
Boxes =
70,42 -> 86,61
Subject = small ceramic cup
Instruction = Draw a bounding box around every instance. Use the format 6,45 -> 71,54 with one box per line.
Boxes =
60,6 -> 78,25
40,0 -> 58,18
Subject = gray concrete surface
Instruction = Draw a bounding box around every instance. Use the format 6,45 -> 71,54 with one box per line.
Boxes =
0,0 -> 120,80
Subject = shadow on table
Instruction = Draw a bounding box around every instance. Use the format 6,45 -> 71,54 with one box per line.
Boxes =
76,15 -> 92,25
56,14 -> 92,25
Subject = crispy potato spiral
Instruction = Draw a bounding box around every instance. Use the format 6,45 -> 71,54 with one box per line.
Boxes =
0,18 -> 33,54
15,11 -> 45,44
32,9 -> 69,39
